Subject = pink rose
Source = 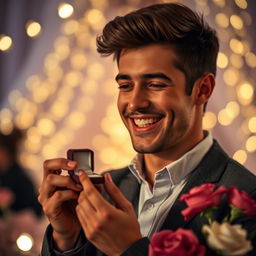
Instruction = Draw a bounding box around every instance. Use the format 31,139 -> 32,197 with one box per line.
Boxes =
180,184 -> 227,221
149,229 -> 205,256
0,188 -> 14,208
228,186 -> 256,216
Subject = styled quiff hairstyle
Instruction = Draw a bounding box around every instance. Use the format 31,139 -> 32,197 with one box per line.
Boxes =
96,3 -> 219,94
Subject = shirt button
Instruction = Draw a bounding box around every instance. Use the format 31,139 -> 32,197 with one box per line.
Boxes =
147,203 -> 155,211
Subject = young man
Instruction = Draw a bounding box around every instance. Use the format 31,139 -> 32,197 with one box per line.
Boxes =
39,3 -> 256,256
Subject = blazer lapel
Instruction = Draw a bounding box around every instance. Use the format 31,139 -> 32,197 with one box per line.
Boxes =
110,167 -> 141,215
119,171 -> 141,215
160,140 -> 230,231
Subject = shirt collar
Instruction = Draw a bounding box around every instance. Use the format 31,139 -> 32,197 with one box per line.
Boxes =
128,131 -> 213,185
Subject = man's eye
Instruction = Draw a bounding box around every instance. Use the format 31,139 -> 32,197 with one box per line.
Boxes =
118,84 -> 131,90
149,83 -> 167,88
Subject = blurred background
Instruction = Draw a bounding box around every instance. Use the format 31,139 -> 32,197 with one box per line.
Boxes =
0,0 -> 255,254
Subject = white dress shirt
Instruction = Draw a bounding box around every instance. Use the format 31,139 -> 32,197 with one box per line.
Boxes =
128,132 -> 213,237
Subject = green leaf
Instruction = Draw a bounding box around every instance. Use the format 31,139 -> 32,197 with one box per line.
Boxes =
201,207 -> 217,224
229,204 -> 244,222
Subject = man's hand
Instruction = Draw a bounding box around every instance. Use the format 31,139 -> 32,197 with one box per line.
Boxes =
38,158 -> 82,251
76,171 -> 142,256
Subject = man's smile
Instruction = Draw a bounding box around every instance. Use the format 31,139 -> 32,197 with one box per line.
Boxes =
127,115 -> 164,132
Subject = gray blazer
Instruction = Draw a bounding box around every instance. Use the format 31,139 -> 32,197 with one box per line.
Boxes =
41,140 -> 256,256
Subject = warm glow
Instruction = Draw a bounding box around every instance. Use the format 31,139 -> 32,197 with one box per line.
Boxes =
50,100 -> 69,119
248,117 -> 256,133
230,54 -> 244,69
245,136 -> 256,152
233,150 -> 247,164
215,13 -> 229,28
100,147 -> 118,165
217,52 -> 229,68
212,0 -> 225,7
238,83 -> 254,100
87,63 -> 104,80
0,34 -> 12,51
0,118 -> 13,135
218,109 -> 233,126
16,233 -> 33,252
85,9 -> 105,29
15,112 -> 34,130
230,15 -> 244,30
63,71 -> 83,87
223,68 -> 239,86
58,3 -> 74,19
71,52 -> 87,69
42,144 -> 58,158
230,39 -> 244,55
67,111 -> 86,129
225,101 -> 240,119
245,52 -> 256,68
62,20 -> 79,35
37,118 -> 56,136
234,0 -> 248,9
26,21 -> 42,37
203,112 -> 217,130
54,37 -> 70,60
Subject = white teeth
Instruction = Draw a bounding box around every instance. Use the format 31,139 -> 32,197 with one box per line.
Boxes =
134,118 -> 160,127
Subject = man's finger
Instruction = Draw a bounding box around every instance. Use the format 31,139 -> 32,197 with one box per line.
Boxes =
104,173 -> 134,213
43,190 -> 79,216
78,171 -> 109,211
43,158 -> 77,178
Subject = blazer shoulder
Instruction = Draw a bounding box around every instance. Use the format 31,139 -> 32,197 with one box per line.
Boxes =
221,157 -> 256,194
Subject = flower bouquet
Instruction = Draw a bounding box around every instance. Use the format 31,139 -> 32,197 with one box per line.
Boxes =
149,184 -> 256,256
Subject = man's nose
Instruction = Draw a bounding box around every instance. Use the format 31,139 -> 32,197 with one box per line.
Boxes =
128,86 -> 150,112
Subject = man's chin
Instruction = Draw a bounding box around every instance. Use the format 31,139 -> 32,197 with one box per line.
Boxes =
132,143 -> 162,154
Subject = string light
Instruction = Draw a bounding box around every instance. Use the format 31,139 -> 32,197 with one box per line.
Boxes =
16,233 -> 33,252
233,150 -> 247,164
58,3 -> 74,19
0,34 -> 12,51
26,20 -> 42,37
234,0 -> 248,9
217,52 -> 229,68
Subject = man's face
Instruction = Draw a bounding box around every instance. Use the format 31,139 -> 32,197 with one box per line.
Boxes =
116,44 -> 200,155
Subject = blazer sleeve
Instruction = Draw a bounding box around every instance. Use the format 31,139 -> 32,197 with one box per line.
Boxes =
41,225 -> 98,256
121,237 -> 150,256
41,226 -> 150,256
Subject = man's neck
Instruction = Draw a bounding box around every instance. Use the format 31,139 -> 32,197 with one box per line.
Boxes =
143,131 -> 205,187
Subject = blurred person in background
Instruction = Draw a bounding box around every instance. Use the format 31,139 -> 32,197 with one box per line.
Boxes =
0,128 -> 42,217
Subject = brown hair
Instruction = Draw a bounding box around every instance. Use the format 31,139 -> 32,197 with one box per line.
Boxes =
96,3 -> 219,94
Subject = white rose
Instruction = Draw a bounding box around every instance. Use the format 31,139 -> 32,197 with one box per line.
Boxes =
202,221 -> 252,256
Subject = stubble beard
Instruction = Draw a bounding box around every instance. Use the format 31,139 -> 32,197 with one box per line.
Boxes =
129,115 -> 191,154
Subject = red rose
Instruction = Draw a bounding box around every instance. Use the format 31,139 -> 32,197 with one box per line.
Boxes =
0,188 -> 14,208
149,229 -> 205,256
228,186 -> 256,216
180,184 -> 227,221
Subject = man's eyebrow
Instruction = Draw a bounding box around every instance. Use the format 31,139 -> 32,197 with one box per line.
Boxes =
115,73 -> 172,82
142,73 -> 172,82
115,74 -> 131,82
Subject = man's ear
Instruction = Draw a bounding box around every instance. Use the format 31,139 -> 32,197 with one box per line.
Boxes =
193,73 -> 215,106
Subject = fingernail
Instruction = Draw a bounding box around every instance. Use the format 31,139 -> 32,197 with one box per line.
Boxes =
67,161 -> 76,167
106,173 -> 113,183
76,184 -> 83,190
78,170 -> 83,176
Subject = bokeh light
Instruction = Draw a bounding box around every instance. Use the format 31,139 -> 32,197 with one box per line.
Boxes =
16,233 -> 33,252
26,21 -> 42,37
58,3 -> 74,19
0,34 -> 12,51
